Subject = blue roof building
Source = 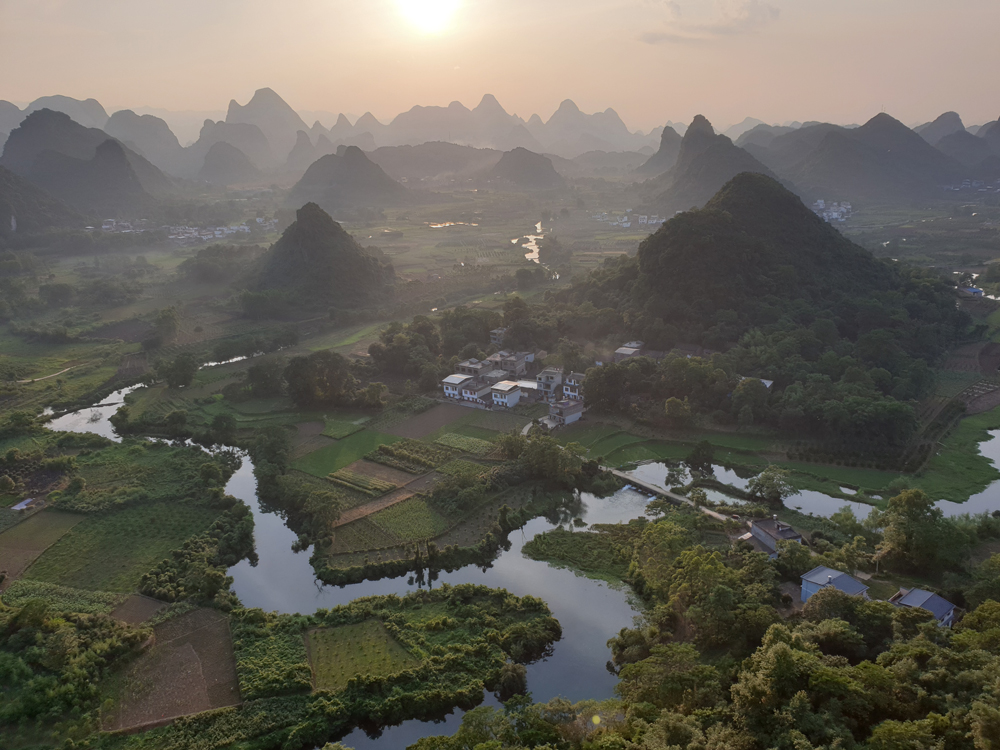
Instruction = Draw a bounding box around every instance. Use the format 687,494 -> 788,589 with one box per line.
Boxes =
889,588 -> 957,627
800,565 -> 869,602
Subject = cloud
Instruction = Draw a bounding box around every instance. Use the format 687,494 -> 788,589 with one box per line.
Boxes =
640,0 -> 780,44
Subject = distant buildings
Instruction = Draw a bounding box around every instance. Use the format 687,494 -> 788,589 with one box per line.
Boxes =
811,199 -> 854,223
440,356 -> 586,427
801,566 -> 870,602
490,327 -> 508,346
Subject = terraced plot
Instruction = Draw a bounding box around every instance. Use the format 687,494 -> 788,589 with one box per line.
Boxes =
306,621 -> 418,691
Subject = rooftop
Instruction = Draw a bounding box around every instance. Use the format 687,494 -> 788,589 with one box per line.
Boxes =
802,566 -> 869,597
492,381 -> 520,393
752,517 -> 802,542
893,588 -> 955,620
442,374 -> 473,385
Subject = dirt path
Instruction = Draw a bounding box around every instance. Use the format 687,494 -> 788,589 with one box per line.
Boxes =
16,363 -> 87,384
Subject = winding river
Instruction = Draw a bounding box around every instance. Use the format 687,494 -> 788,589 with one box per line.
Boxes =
47,387 -> 647,747
47,383 -> 1000,746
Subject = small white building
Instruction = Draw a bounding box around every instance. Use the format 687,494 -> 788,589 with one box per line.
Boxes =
492,381 -> 521,408
490,327 -> 508,346
461,379 -> 493,404
536,367 -> 564,402
549,399 -> 584,426
442,374 -> 473,400
563,372 -> 587,400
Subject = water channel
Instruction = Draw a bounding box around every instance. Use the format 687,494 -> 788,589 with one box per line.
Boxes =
46,385 -> 648,747
44,383 -> 1000,746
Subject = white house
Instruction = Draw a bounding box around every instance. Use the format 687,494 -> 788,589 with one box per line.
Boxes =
800,566 -> 869,603
549,399 -> 584,426
442,374 -> 473,400
461,379 -> 493,404
889,588 -> 958,627
492,381 -> 521,408
536,367 -> 564,401
563,372 -> 587,400
490,327 -> 508,346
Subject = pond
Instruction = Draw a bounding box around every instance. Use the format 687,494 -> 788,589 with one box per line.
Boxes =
45,388 -> 649,748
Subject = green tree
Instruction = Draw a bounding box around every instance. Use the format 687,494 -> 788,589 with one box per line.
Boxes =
157,353 -> 198,389
872,489 -> 957,572
664,397 -> 692,428
284,350 -> 358,408
746,465 -> 798,504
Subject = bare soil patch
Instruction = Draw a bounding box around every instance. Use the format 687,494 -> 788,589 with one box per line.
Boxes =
0,511 -> 85,590
981,343 -> 1000,375
966,388 -> 1000,415
332,488 -> 415,528
384,403 -> 468,439
343,459 -> 414,487
404,471 -> 443,493
943,343 -> 985,373
291,423 -> 336,460
112,594 -> 168,625
107,608 -> 240,731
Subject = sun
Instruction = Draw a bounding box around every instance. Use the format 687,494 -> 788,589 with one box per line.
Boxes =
397,0 -> 460,34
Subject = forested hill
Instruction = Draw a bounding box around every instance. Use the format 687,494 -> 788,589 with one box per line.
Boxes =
562,173 -> 968,447
0,165 -> 81,241
569,173 -> 960,347
634,171 -> 895,324
253,202 -> 395,308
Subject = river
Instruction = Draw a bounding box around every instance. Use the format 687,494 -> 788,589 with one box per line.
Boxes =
48,383 -> 1000,746
47,388 -> 648,748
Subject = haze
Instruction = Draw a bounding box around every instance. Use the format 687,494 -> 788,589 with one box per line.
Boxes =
2,0 -> 998,131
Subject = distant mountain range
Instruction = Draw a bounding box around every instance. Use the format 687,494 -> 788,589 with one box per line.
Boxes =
637,115 -> 786,215
0,89 -> 997,214
0,109 -> 175,215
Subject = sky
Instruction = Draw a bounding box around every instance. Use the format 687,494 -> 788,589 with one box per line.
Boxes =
2,0 -> 998,133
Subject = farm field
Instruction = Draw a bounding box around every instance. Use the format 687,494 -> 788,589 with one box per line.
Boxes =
291,430 -> 403,478
306,620 -> 418,691
22,502 -> 221,592
383,402 -> 470,439
367,497 -> 450,541
0,511 -> 85,588
105,608 -> 241,731
1,580 -> 126,614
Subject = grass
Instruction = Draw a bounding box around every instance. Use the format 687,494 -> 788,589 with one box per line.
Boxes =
1,580 -> 127,614
912,405 -> 1000,502
521,527 -> 631,583
23,502 -> 221,592
292,430 -> 403,478
368,497 -> 450,541
435,433 -> 494,456
439,459 -> 489,480
0,510 -> 84,549
306,621 -> 418,692
322,418 -> 367,439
